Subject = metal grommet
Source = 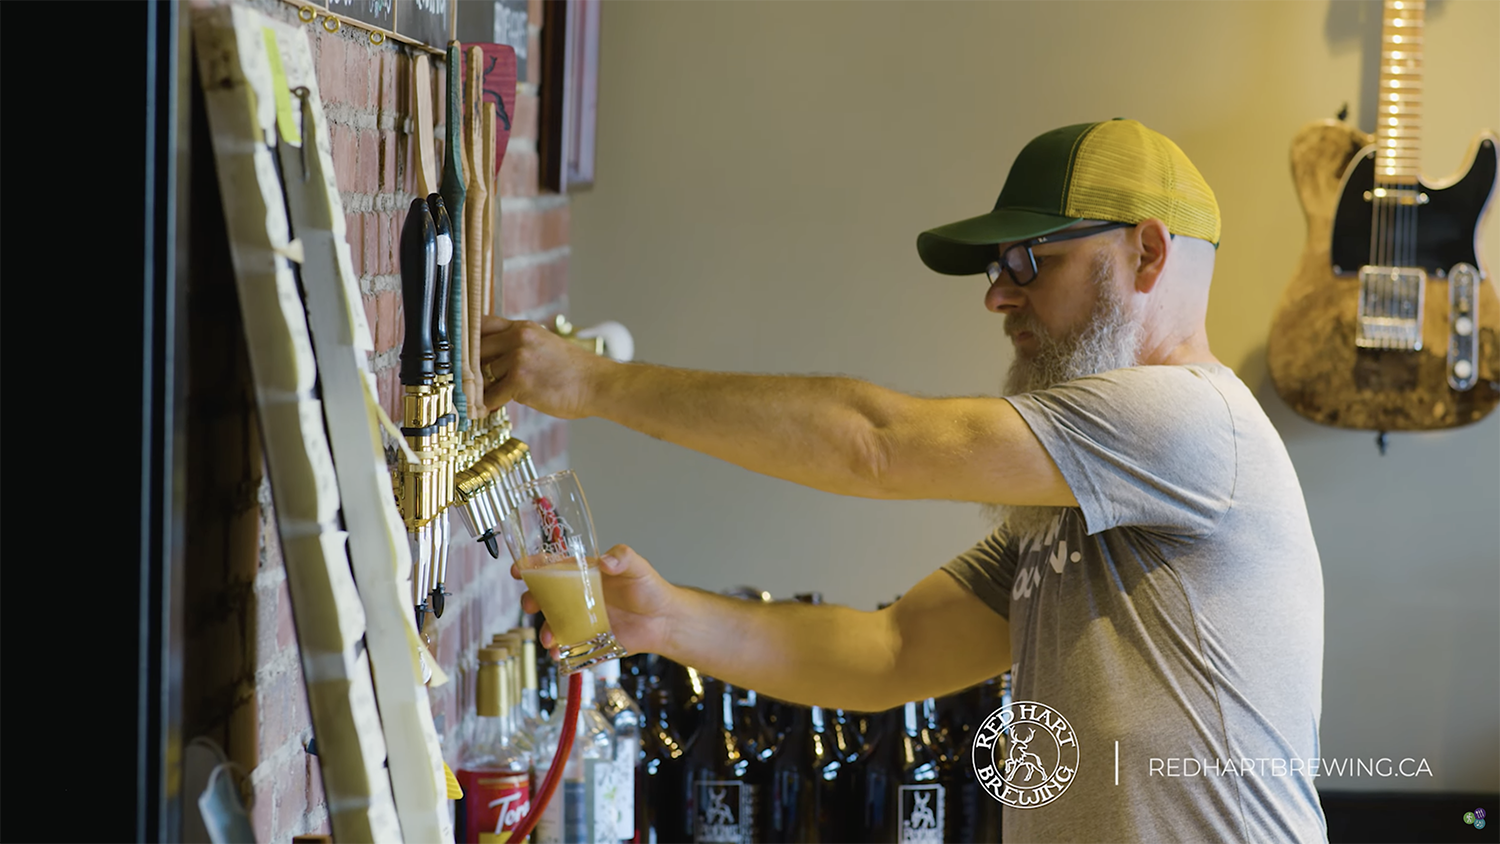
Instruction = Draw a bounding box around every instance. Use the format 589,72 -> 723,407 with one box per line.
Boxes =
370,30 -> 386,45
322,15 -> 341,33
298,6 -> 316,23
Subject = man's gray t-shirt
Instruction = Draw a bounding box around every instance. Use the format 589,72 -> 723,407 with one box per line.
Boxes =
943,364 -> 1326,843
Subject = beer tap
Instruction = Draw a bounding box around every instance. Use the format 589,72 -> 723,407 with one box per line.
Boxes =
439,39 -> 470,435
453,435 -> 518,560
511,439 -> 540,484
454,461 -> 501,558
427,194 -> 458,618
398,197 -> 440,632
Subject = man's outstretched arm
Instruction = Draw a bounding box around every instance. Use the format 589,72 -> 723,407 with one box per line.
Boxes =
522,544 -> 1012,713
480,316 -> 1075,507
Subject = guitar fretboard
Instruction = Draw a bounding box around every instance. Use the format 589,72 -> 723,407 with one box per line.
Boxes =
1376,0 -> 1424,187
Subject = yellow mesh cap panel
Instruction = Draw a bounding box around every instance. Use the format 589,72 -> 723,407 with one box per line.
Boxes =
1062,120 -> 1221,245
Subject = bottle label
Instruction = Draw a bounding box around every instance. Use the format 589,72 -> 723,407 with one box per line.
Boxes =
614,737 -> 639,842
536,778 -> 590,844
590,752 -> 634,843
898,784 -> 945,843
694,781 -> 757,844
565,780 -> 589,843
455,770 -> 530,844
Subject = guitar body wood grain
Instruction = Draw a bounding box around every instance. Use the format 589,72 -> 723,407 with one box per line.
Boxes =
1268,119 -> 1500,431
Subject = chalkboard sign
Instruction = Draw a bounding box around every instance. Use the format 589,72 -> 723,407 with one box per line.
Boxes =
454,0 -> 530,83
395,0 -> 452,50
495,0 -> 529,83
325,0 -> 394,35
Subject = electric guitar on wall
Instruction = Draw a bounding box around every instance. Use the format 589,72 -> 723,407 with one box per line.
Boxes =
1267,0 -> 1499,432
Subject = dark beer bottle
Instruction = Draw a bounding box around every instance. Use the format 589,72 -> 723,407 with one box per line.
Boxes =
949,675 -> 1005,843
767,702 -> 806,843
858,707 -> 897,839
832,704 -> 871,839
659,659 -> 705,743
862,700 -> 947,843
735,686 -> 776,765
639,686 -> 690,844
923,696 -> 957,771
933,687 -> 968,769
922,694 -> 961,843
768,701 -> 861,843
685,676 -> 767,843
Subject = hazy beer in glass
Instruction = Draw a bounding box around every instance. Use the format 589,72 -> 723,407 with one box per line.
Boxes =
505,470 -> 627,673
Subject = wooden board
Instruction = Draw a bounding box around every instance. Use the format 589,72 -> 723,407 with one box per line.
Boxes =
193,9 -> 399,840
193,6 -> 453,842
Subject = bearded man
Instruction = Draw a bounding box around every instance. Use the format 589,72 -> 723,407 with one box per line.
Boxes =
479,119 -> 1327,843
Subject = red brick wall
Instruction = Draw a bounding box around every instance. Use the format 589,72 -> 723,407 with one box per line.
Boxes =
183,2 -> 569,841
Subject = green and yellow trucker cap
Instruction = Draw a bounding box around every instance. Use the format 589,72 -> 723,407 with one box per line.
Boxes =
916,118 -> 1221,276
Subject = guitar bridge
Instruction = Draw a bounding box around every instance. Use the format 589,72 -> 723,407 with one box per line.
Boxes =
1356,266 -> 1425,351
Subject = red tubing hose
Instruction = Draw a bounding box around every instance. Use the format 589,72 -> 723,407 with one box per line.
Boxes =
508,671 -> 582,843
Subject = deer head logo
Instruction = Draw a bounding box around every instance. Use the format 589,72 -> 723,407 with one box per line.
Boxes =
1005,726 -> 1047,785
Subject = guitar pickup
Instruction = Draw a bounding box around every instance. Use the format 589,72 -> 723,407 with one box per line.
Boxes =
1447,262 -> 1480,391
1356,266 -> 1425,351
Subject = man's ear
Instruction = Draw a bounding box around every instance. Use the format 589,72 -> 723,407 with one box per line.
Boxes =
1131,218 -> 1171,294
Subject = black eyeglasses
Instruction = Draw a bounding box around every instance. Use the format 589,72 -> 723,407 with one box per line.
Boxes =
985,221 -> 1133,287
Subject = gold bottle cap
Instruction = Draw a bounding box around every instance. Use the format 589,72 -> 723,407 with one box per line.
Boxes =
516,630 -> 538,690
477,650 -> 503,717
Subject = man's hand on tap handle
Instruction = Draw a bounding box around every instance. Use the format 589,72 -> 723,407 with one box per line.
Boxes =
480,315 -> 612,420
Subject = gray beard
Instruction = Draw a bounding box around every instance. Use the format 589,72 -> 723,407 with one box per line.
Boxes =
984,254 -> 1142,541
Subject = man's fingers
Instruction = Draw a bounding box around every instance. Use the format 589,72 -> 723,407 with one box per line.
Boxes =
479,355 -> 510,387
601,544 -> 645,577
479,319 -> 529,359
480,315 -> 514,333
520,590 -> 540,615
483,377 -> 513,412
600,551 -> 625,575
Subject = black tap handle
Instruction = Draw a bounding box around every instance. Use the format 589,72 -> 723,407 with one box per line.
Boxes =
399,197 -> 437,387
427,194 -> 454,377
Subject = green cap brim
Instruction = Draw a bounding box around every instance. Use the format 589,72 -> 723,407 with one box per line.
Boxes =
916,209 -> 1080,276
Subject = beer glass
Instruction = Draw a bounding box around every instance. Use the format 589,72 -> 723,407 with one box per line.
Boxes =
504,470 -> 627,674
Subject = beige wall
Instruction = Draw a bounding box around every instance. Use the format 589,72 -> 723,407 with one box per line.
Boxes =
565,1 -> 1499,791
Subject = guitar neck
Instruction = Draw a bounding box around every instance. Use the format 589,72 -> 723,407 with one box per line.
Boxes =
1376,0 -> 1424,187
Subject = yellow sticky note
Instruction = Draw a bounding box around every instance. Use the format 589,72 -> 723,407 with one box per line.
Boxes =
443,762 -> 464,800
262,28 -> 302,146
